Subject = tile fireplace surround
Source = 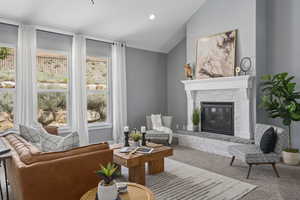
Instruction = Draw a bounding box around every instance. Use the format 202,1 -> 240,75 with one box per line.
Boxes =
181,75 -> 256,140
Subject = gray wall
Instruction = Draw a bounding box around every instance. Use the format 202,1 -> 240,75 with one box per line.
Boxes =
126,47 -> 167,129
266,0 -> 300,149
256,0 -> 268,123
186,0 -> 256,70
88,47 -> 167,143
166,38 -> 187,129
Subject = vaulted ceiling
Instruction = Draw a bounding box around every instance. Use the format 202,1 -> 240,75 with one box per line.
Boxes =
0,0 -> 206,53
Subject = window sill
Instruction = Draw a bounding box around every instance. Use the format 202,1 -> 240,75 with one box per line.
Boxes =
88,123 -> 112,131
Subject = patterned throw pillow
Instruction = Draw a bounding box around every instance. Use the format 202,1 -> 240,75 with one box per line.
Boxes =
40,132 -> 64,152
40,131 -> 79,152
56,132 -> 79,151
19,125 -> 40,143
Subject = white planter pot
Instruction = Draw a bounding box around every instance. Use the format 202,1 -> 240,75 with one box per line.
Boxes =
97,181 -> 118,200
282,151 -> 300,166
132,141 -> 140,147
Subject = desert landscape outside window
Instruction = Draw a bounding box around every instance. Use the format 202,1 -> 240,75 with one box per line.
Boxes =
37,50 -> 69,127
0,46 -> 15,132
86,56 -> 108,124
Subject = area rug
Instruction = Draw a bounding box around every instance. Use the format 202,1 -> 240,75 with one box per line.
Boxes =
146,159 -> 257,200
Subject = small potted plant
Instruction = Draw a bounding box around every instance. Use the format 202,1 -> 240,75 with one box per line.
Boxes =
261,73 -> 300,165
130,132 -> 142,147
96,163 -> 119,200
192,108 -> 200,132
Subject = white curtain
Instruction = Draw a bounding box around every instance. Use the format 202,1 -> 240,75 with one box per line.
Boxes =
16,25 -> 37,126
72,35 -> 89,146
112,43 -> 127,142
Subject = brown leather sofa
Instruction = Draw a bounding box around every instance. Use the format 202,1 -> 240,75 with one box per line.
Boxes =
2,133 -> 113,200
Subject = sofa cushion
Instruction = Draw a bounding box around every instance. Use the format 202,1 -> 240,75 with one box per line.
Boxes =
19,124 -> 40,143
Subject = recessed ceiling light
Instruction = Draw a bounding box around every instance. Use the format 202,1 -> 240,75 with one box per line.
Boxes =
149,14 -> 156,20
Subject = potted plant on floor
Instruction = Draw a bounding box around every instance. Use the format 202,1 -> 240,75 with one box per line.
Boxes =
192,108 -> 200,132
130,131 -> 142,147
96,163 -> 119,200
261,72 -> 300,165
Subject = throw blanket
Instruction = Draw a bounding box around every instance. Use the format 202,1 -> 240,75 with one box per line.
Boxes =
153,126 -> 173,144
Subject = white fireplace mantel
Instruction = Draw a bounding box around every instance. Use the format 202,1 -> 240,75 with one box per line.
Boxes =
181,75 -> 255,139
181,75 -> 255,92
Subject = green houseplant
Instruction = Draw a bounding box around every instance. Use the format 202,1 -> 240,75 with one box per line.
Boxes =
96,163 -> 119,200
130,132 -> 142,147
261,72 -> 300,165
192,108 -> 200,132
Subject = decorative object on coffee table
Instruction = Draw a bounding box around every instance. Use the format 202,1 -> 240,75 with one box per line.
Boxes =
80,182 -> 154,200
130,131 -> 142,147
192,108 -> 200,132
141,126 -> 146,146
124,126 -> 130,147
111,144 -> 173,185
261,73 -> 300,165
96,163 -> 119,200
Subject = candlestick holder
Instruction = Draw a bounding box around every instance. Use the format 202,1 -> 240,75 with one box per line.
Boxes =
142,132 -> 146,146
124,131 -> 130,147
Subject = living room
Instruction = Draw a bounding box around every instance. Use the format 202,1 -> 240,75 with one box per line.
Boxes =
0,0 -> 300,200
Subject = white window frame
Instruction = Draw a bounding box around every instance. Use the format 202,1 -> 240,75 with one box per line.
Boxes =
36,48 -> 72,131
0,42 -> 17,132
86,55 -> 112,130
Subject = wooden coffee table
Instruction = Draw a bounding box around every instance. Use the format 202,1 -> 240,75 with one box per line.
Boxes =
80,182 -> 154,200
112,144 -> 173,185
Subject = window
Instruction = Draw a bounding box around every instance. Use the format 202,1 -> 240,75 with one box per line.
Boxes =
36,30 -> 72,128
86,39 -> 111,126
0,23 -> 18,132
36,50 -> 69,127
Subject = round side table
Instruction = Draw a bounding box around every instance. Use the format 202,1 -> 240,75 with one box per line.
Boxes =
81,182 -> 155,200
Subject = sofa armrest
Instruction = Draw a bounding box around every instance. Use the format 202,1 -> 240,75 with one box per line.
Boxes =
11,148 -> 113,200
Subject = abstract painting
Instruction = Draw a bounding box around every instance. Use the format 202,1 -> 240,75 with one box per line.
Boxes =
195,30 -> 237,79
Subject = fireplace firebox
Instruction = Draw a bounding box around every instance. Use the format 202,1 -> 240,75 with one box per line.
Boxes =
201,102 -> 234,136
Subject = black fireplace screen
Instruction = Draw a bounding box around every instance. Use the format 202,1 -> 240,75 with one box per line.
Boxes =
201,102 -> 234,136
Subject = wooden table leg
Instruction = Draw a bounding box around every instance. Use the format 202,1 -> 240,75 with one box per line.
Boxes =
148,158 -> 164,175
128,163 -> 145,185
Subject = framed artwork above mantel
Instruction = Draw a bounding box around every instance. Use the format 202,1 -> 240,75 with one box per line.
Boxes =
195,30 -> 237,79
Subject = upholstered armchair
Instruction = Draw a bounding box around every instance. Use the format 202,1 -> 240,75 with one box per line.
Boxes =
228,124 -> 287,179
146,116 -> 173,145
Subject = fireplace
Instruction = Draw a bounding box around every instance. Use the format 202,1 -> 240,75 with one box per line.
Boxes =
201,102 -> 234,136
